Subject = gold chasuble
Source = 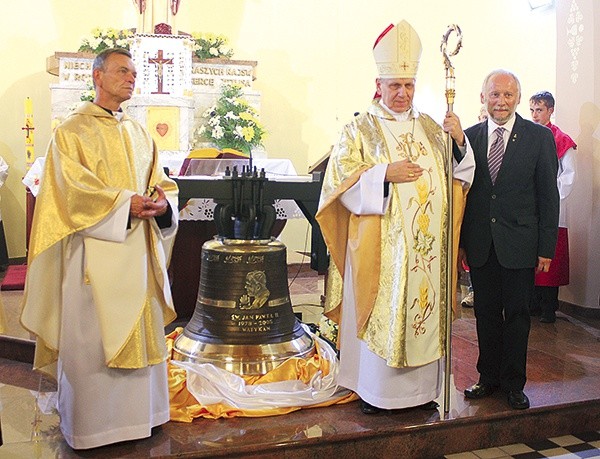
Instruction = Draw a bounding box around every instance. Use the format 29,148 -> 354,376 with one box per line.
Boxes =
20,102 -> 178,376
317,101 -> 467,369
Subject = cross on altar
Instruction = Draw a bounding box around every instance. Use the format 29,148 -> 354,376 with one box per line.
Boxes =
148,50 -> 174,94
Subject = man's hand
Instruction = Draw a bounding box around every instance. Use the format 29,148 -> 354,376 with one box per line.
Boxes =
536,256 -> 552,273
130,185 -> 168,219
443,111 -> 465,146
385,159 -> 424,183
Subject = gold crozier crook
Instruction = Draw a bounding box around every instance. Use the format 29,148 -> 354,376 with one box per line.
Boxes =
440,24 -> 462,416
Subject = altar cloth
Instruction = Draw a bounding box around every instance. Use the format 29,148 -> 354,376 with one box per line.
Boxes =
179,158 -> 305,222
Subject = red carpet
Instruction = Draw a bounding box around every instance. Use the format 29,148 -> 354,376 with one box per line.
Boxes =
1,264 -> 27,291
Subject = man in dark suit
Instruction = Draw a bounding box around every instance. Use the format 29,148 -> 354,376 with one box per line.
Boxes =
460,69 -> 559,410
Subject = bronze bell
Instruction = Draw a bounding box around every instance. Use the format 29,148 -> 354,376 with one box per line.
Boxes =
172,237 -> 315,375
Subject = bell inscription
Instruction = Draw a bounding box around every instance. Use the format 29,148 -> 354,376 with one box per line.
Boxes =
231,312 -> 278,332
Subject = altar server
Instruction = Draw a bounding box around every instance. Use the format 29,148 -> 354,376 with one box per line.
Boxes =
529,90 -> 576,324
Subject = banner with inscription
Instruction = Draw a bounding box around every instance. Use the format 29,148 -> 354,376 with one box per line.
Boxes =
58,57 -> 93,88
192,59 -> 256,91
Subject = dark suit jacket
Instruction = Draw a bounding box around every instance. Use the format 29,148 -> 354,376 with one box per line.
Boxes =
461,113 -> 559,269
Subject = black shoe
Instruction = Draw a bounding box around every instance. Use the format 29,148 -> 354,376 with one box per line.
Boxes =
360,400 -> 381,414
540,315 -> 556,323
419,400 -> 439,410
464,383 -> 497,399
507,390 -> 530,409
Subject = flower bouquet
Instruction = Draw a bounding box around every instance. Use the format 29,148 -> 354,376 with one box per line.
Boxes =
191,32 -> 234,60
193,84 -> 266,157
78,28 -> 134,54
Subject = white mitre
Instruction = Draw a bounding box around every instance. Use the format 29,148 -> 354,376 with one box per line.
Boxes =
373,20 -> 422,78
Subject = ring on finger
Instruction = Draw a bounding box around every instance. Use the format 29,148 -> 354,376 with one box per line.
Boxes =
408,172 -> 414,177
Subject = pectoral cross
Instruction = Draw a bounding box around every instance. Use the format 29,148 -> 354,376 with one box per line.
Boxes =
148,50 -> 174,94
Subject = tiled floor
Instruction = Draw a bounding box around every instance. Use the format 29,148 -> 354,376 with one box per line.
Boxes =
1,264 -> 600,457
446,431 -> 600,458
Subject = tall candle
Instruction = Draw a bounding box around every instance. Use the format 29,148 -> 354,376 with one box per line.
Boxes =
23,97 -> 35,171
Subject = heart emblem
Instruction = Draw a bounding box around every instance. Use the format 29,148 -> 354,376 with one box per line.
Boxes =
156,123 -> 169,137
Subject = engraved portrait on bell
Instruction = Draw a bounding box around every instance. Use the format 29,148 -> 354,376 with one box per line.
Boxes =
239,270 -> 270,309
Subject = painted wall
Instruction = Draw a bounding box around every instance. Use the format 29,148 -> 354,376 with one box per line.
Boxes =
556,0 -> 600,310
0,1 -> 555,276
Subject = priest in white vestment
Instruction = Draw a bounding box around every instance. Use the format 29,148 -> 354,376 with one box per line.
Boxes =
316,20 -> 475,413
20,48 -> 178,449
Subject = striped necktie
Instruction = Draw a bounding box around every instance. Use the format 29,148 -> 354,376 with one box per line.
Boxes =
488,127 -> 506,184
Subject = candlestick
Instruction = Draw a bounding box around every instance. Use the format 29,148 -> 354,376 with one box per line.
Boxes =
23,97 -> 35,172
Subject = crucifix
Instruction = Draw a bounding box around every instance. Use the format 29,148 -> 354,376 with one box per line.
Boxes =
148,50 -> 174,94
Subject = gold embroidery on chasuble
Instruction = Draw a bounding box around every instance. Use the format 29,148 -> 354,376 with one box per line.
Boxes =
109,298 -> 169,368
361,117 -> 445,368
109,124 -> 172,368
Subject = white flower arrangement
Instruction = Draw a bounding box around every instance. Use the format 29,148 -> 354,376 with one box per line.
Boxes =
78,28 -> 134,54
79,28 -> 234,60
190,32 -> 234,60
192,84 -> 266,155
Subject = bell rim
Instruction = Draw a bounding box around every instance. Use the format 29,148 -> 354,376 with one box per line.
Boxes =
171,331 -> 316,376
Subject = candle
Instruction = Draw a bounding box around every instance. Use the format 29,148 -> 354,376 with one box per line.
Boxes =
23,97 -> 35,171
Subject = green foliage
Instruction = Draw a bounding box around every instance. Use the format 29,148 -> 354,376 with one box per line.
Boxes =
78,28 -> 133,53
194,84 -> 266,155
191,33 -> 234,60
